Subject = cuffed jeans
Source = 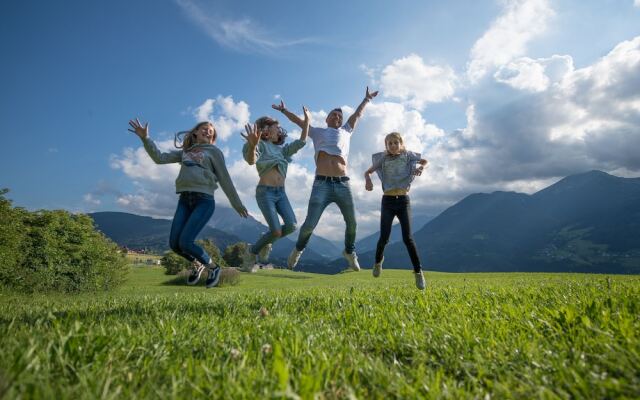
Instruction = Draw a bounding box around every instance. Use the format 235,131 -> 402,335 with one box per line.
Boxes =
296,177 -> 357,253
169,191 -> 215,265
375,195 -> 422,272
251,185 -> 297,255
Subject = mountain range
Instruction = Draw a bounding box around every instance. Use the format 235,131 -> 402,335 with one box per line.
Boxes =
91,171 -> 640,274
353,170 -> 640,274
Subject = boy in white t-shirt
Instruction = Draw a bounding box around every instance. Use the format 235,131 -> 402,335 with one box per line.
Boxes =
273,87 -> 378,271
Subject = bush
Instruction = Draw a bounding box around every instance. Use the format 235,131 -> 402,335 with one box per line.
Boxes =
224,242 -> 249,269
0,189 -> 27,286
0,190 -> 128,293
219,268 -> 240,287
161,251 -> 190,275
161,239 -> 228,275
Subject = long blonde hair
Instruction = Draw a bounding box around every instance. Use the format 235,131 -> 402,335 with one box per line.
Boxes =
384,132 -> 406,154
174,122 -> 216,149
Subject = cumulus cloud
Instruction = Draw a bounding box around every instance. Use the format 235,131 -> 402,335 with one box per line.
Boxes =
175,0 -> 314,54
193,96 -> 250,141
494,55 -> 573,92
467,0 -> 554,83
454,35 -> 640,184
109,34 -> 640,239
379,54 -> 457,110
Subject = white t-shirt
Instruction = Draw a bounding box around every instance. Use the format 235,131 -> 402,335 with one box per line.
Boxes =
308,123 -> 353,163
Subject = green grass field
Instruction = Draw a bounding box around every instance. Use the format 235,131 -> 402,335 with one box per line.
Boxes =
1,266 -> 639,399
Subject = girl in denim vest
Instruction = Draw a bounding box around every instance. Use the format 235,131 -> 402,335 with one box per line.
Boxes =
128,118 -> 248,288
240,106 -> 310,270
364,132 -> 428,289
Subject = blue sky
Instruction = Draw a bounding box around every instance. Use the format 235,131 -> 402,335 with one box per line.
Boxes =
1,0 -> 639,239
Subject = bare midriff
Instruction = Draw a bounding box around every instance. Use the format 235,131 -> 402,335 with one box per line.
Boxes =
383,188 -> 409,196
315,151 -> 347,177
258,167 -> 285,187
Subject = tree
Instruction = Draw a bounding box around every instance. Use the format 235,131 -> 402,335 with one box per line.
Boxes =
161,251 -> 190,275
224,242 -> 249,269
198,239 -> 229,268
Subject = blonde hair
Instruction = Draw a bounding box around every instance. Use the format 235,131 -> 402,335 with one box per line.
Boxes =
384,132 -> 405,154
174,122 -> 216,149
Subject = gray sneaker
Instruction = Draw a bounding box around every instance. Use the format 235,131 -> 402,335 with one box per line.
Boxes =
287,248 -> 303,269
342,250 -> 360,272
242,247 -> 257,271
414,271 -> 426,290
258,243 -> 272,264
372,257 -> 384,278
187,260 -> 205,285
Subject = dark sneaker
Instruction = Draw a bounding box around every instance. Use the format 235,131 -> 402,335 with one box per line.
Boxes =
187,261 -> 205,285
414,271 -> 426,290
206,266 -> 221,288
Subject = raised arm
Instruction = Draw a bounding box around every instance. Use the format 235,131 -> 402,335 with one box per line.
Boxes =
240,123 -> 260,165
300,106 -> 310,141
347,86 -> 378,130
128,118 -> 181,164
272,100 -> 305,129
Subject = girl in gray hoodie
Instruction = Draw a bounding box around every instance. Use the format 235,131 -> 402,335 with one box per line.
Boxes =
128,118 -> 248,288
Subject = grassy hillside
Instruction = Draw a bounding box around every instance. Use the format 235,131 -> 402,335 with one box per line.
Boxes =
1,267 -> 639,398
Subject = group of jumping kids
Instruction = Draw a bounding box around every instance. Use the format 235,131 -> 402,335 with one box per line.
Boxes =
127,87 -> 428,290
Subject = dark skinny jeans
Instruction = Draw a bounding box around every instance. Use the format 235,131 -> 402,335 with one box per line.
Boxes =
375,195 -> 422,272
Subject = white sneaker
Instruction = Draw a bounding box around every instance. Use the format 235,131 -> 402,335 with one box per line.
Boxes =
258,243 -> 272,264
242,247 -> 257,271
414,271 -> 426,290
372,257 -> 384,278
343,250 -> 360,272
287,248 -> 303,269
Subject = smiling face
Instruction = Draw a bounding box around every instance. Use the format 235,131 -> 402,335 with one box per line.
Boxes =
263,123 -> 282,144
325,109 -> 343,129
194,123 -> 216,144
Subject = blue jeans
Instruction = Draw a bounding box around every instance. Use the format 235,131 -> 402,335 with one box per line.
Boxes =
296,177 -> 357,253
169,192 -> 215,265
251,185 -> 297,254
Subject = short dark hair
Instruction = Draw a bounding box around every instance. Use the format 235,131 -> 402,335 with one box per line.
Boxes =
330,108 -> 343,115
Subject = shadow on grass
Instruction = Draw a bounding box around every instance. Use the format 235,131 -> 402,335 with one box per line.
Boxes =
161,269 -> 240,287
252,272 -> 312,280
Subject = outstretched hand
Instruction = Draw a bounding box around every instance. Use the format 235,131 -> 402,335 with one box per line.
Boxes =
236,206 -> 249,218
128,118 -> 149,140
240,123 -> 260,147
365,86 -> 379,101
302,105 -> 310,122
272,100 -> 286,112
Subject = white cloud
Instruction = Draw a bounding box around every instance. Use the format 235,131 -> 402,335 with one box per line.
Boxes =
635,0 -> 640,7
380,54 -> 457,110
467,0 -> 554,83
83,193 -> 101,206
494,55 -> 573,92
193,96 -> 250,141
175,0 -> 314,54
